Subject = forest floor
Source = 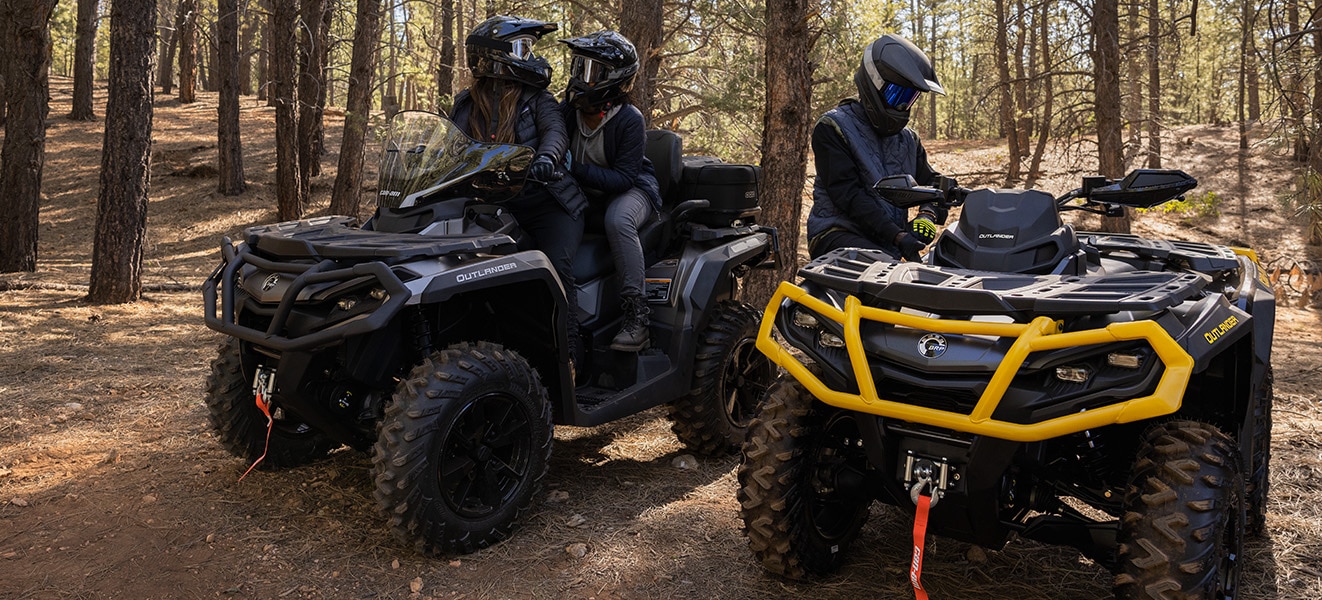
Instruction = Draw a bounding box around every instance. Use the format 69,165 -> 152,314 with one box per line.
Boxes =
2,79 -> 1321,599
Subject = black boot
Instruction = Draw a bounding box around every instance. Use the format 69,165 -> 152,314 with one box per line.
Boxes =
610,295 -> 650,352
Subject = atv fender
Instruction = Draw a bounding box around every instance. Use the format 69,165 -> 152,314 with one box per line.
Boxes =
674,232 -> 774,321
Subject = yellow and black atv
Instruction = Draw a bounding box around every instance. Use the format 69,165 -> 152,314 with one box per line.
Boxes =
738,170 -> 1273,599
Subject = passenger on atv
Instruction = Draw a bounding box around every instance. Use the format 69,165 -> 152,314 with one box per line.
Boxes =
559,30 -> 662,353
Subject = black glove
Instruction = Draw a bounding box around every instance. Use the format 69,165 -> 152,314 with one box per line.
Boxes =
528,154 -> 556,182
895,232 -> 926,262
909,214 -> 939,245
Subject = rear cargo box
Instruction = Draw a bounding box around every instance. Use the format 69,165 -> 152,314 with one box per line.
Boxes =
679,157 -> 761,226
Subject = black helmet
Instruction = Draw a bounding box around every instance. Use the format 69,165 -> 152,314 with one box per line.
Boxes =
560,31 -> 639,112
466,16 -> 558,89
854,34 -> 944,136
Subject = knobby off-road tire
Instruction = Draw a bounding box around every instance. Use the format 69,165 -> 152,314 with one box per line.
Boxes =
372,342 -> 552,556
1245,367 -> 1273,538
203,338 -> 336,470
737,377 -> 871,579
1114,420 -> 1243,600
668,301 -> 776,456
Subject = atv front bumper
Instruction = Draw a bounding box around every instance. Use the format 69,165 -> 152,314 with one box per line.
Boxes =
757,281 -> 1195,442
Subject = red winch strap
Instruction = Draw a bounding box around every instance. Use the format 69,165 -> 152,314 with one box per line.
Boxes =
910,493 -> 932,600
237,392 -> 274,482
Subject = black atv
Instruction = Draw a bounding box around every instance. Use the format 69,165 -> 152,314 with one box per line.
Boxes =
202,111 -> 778,555
738,169 -> 1274,598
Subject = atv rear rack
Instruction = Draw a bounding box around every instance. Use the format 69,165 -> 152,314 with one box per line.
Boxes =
757,281 -> 1195,442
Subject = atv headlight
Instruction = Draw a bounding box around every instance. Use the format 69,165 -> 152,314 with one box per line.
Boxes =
1106,352 -> 1143,369
792,308 -> 820,328
818,331 -> 846,349
1055,365 -> 1092,383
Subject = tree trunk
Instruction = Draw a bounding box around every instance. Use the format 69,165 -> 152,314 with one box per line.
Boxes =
297,0 -> 327,190
1246,32 -> 1260,122
1013,0 -> 1030,152
1094,0 -> 1129,232
437,0 -> 454,105
1146,0 -> 1162,168
1287,0 -> 1306,161
328,0 -> 381,218
745,0 -> 814,308
161,0 -> 184,94
69,0 -> 99,120
89,0 -> 157,304
1124,0 -> 1142,167
217,0 -> 246,195
272,0 -> 303,220
1025,0 -> 1052,187
619,0 -> 662,126
0,0 -> 58,273
239,1 -> 254,95
177,0 -> 197,103
259,0 -> 272,104
205,21 -> 219,92
993,0 -> 1020,185
928,0 -> 937,137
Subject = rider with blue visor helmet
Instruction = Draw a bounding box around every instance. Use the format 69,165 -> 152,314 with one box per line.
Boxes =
805,33 -> 954,261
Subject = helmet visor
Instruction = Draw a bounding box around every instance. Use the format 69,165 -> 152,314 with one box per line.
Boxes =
570,55 -> 609,85
881,81 -> 920,110
508,36 -> 535,60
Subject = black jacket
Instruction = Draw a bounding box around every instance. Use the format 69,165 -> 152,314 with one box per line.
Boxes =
560,102 -> 662,211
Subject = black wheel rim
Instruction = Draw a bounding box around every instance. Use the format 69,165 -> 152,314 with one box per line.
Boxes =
806,413 -> 868,541
437,392 -> 533,519
721,336 -> 775,429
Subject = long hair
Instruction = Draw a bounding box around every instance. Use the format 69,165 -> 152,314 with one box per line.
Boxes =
468,77 -> 524,143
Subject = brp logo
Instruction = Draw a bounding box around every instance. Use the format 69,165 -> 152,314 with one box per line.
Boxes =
917,333 -> 948,359
261,274 -> 281,291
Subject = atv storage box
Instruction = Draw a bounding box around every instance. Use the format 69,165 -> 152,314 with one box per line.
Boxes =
680,157 -> 761,226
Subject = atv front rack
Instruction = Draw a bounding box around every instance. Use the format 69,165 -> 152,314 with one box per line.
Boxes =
757,281 -> 1196,442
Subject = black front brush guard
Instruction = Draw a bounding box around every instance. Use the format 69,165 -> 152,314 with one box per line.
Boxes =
203,238 -> 411,352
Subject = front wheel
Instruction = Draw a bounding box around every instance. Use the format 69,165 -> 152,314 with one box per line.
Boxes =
668,301 -> 776,456
203,338 -> 336,470
372,342 -> 552,556
1114,420 -> 1243,599
737,376 -> 872,579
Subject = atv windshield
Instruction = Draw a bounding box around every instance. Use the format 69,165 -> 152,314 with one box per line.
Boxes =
376,111 -> 534,209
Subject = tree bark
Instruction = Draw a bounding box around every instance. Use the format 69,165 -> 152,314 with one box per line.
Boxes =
259,0 -> 272,103
437,0 -> 454,104
218,0 -> 246,195
297,0 -> 327,189
745,0 -> 814,308
272,0 -> 303,220
161,0 -> 184,94
328,0 -> 381,218
89,0 -> 157,304
177,0 -> 197,103
993,0 -> 1020,185
619,0 -> 663,126
1025,0 -> 1052,187
0,0 -> 58,273
1125,0 -> 1142,166
1094,0 -> 1129,232
1287,0 -> 1306,161
1146,0 -> 1162,167
70,0 -> 100,120
239,1 -> 254,95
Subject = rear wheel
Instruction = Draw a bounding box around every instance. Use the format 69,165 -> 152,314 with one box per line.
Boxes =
668,301 -> 776,456
1114,420 -> 1243,599
372,342 -> 552,556
737,377 -> 872,579
203,338 -> 336,469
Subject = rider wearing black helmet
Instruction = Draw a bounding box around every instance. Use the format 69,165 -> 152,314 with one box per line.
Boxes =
451,15 -> 588,362
806,33 -> 952,261
559,31 -> 661,352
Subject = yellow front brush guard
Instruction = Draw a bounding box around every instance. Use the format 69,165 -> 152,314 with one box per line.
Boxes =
756,281 -> 1194,443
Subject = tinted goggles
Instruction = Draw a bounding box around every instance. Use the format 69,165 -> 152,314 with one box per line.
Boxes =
507,36 -> 535,60
570,55 -> 608,84
881,81 -> 921,110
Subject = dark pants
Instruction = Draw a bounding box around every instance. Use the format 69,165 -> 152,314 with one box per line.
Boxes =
809,229 -> 900,260
510,196 -> 585,350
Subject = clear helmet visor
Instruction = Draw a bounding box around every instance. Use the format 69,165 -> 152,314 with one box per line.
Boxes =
570,55 -> 609,85
881,81 -> 921,110
507,36 -> 535,60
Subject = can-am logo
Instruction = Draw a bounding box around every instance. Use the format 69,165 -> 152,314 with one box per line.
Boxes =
456,262 -> 517,283
979,233 -> 1016,240
917,333 -> 948,359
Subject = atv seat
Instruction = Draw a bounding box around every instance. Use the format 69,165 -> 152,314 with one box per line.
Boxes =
571,130 -> 681,284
